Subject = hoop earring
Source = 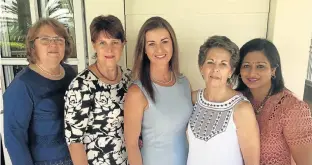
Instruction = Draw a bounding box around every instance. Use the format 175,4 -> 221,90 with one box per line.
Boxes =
272,75 -> 276,79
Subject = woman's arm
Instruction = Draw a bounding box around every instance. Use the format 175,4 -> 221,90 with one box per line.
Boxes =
68,144 -> 88,165
290,144 -> 312,165
124,84 -> 147,165
3,80 -> 34,165
64,79 -> 93,165
186,77 -> 197,105
282,101 -> 312,165
234,101 -> 260,165
191,90 -> 198,105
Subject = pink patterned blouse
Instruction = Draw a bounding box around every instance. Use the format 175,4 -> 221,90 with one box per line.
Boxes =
247,89 -> 312,165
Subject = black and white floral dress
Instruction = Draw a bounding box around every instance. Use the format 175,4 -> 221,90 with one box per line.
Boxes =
64,66 -> 131,165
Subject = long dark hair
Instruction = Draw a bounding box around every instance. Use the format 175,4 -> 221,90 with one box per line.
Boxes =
132,17 -> 180,102
234,38 -> 284,95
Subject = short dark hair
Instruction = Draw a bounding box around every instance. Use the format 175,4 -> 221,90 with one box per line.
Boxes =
89,15 -> 125,43
234,38 -> 285,94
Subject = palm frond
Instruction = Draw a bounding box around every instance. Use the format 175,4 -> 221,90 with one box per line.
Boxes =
45,0 -> 74,27
0,0 -> 18,23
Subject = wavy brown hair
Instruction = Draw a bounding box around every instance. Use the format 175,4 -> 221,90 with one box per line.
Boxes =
26,18 -> 73,64
132,16 -> 180,102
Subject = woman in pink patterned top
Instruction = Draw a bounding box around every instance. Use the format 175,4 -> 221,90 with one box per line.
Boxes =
234,38 -> 312,165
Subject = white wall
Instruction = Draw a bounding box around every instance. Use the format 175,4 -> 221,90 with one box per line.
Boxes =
267,0 -> 312,98
125,0 -> 269,90
82,0 -> 312,98
1,0 -> 311,164
84,0 -> 127,67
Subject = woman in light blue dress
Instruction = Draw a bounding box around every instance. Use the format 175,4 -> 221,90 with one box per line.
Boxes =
124,16 -> 193,165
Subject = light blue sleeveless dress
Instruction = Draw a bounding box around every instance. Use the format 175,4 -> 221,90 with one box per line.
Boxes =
134,75 -> 193,165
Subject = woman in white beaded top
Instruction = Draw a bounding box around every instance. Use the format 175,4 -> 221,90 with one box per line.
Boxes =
187,35 -> 260,165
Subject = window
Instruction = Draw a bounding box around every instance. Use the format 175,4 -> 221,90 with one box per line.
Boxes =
2,65 -> 27,87
37,0 -> 77,58
0,0 -> 87,92
0,0 -> 79,58
0,0 -> 32,58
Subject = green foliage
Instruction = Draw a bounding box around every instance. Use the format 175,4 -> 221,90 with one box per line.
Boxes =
0,41 -> 25,49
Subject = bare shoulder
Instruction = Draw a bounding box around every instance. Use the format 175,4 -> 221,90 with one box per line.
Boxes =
235,100 -> 253,112
233,99 -> 256,121
125,84 -> 148,110
233,99 -> 258,129
126,84 -> 145,99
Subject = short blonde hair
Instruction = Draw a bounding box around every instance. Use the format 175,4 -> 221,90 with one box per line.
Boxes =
26,18 -> 73,64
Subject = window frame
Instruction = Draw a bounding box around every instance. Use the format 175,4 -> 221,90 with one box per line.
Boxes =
0,0 -> 88,93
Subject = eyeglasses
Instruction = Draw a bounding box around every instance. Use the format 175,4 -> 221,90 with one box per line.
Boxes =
34,36 -> 65,45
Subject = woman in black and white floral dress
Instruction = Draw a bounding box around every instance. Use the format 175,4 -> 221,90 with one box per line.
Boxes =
64,15 -> 131,165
